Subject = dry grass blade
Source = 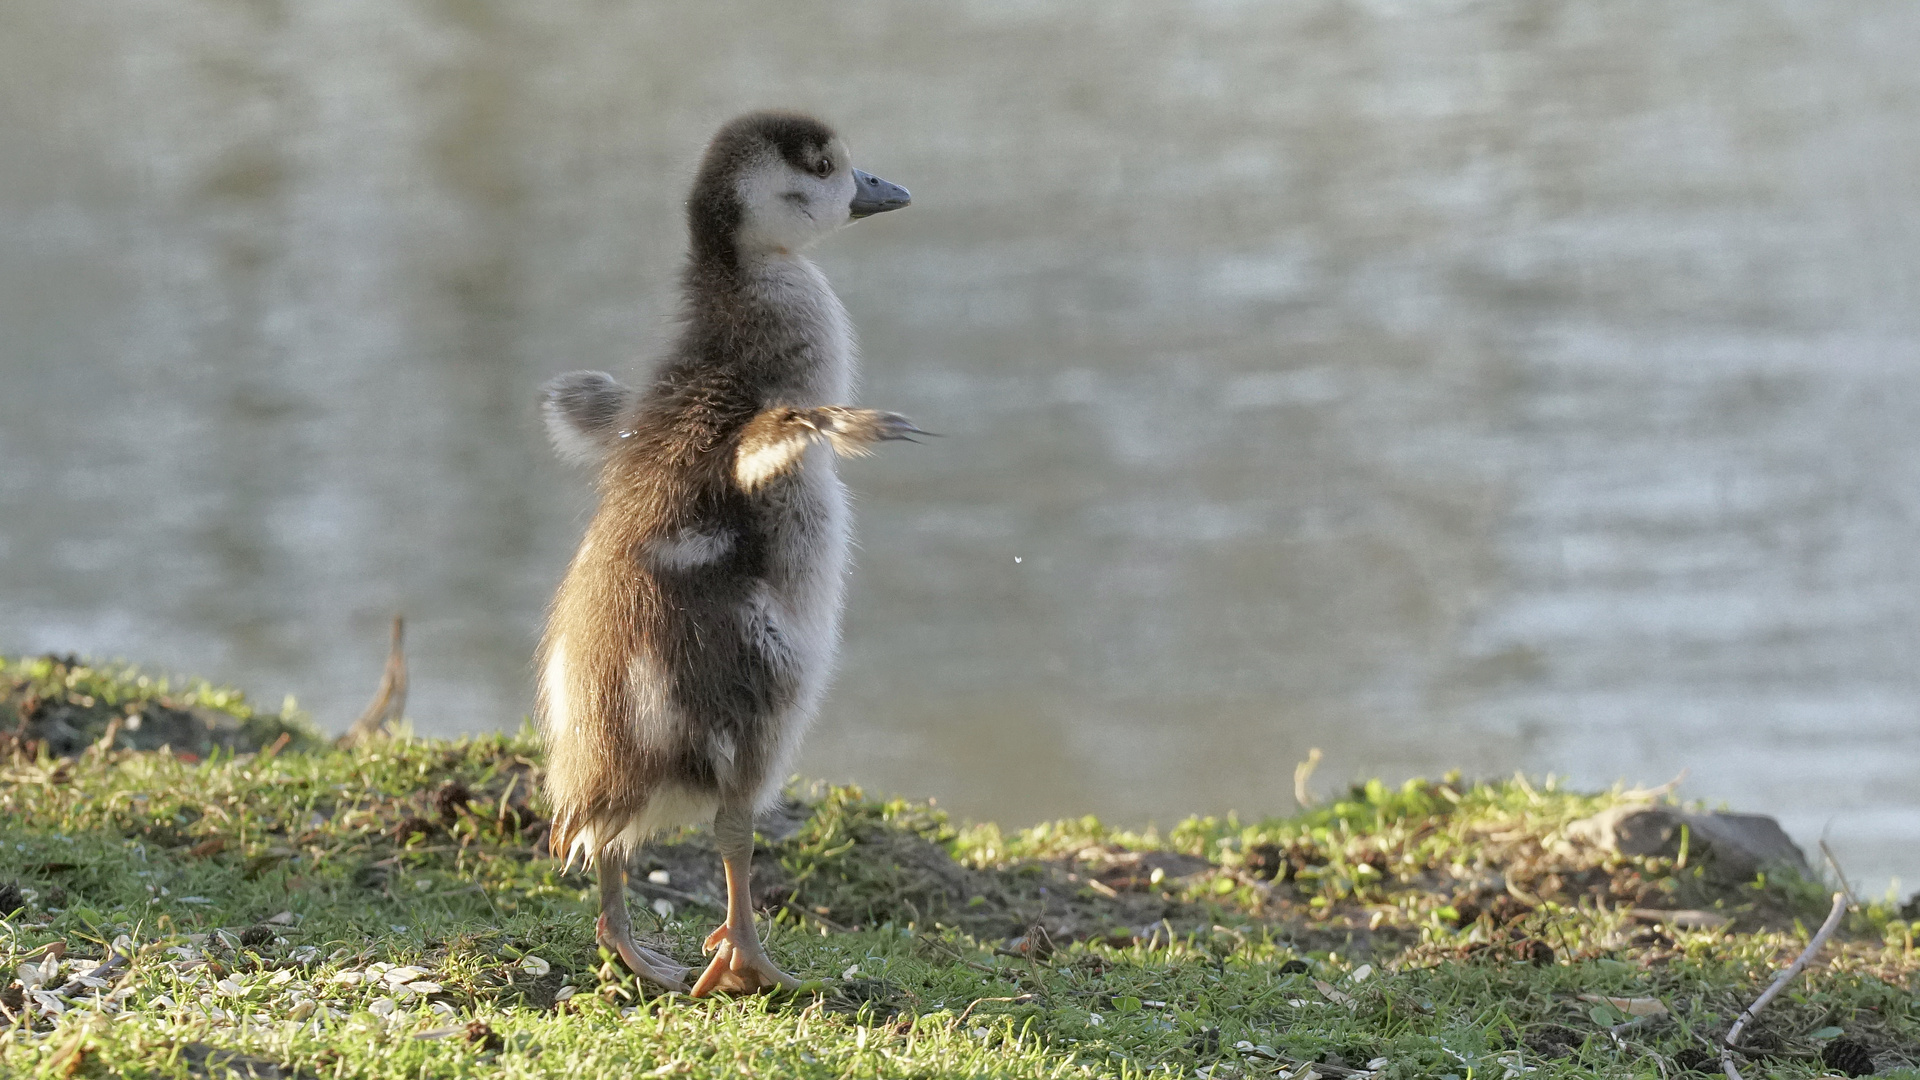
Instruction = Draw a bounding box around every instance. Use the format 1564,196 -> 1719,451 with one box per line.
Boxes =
955,993 -> 1039,1024
1312,978 -> 1358,1010
1578,995 -> 1668,1017
1819,839 -> 1859,909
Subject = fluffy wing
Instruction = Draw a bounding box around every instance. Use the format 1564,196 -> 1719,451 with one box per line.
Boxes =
541,370 -> 633,466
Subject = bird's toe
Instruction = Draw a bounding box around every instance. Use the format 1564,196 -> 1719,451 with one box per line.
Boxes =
688,925 -> 800,997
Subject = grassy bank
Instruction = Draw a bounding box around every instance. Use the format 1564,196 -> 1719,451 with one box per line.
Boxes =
0,655 -> 1916,1078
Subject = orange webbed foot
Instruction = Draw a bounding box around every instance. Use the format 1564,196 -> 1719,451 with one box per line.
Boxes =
688,923 -> 800,997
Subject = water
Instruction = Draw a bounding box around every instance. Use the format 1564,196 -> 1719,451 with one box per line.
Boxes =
2,0 -> 1915,893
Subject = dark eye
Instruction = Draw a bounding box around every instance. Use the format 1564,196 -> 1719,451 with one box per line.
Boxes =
813,158 -> 833,178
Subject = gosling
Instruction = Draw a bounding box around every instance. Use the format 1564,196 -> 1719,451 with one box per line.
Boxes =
535,111 -> 917,995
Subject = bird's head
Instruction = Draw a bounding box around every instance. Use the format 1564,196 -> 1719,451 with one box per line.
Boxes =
688,111 -> 910,268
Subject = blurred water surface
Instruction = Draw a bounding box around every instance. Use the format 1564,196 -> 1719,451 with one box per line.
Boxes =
2,1 -> 1916,890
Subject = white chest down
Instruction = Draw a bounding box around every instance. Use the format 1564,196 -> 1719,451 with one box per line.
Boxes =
749,253 -> 855,405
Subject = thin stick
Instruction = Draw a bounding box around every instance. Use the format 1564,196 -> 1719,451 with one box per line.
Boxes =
339,615 -> 407,747
1818,840 -> 1858,909
1722,892 -> 1848,1080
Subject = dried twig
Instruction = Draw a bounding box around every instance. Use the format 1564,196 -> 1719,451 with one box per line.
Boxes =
1818,840 -> 1858,909
1620,769 -> 1688,802
626,878 -> 724,913
258,731 -> 293,761
339,615 -> 407,747
1722,891 -> 1848,1080
88,717 -> 123,756
914,933 -> 1010,980
1294,748 -> 1323,809
782,902 -> 855,935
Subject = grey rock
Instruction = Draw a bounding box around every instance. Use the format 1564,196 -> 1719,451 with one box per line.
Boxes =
1568,805 -> 1812,881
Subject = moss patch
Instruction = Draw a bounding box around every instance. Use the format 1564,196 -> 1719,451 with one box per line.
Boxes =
0,656 -> 318,761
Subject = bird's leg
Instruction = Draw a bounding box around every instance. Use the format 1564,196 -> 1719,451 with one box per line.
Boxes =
596,857 -> 690,992
689,801 -> 800,996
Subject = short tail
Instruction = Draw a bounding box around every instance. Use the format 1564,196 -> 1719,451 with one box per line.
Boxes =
549,811 -> 604,873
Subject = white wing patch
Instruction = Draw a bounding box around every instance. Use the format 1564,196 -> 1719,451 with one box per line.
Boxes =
626,651 -> 676,747
735,430 -> 817,492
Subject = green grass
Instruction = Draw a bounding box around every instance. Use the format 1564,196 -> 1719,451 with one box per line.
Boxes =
0,655 -> 1916,1078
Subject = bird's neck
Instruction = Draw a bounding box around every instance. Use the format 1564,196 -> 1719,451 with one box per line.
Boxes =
678,248 -> 852,405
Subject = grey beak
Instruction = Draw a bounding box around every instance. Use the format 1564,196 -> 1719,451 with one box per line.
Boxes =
850,169 -> 911,219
